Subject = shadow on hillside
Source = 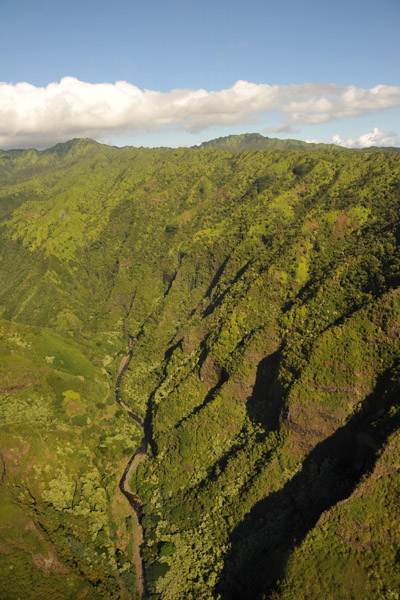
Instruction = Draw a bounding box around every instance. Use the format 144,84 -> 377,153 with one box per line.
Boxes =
246,351 -> 284,438
203,261 -> 250,318
175,366 -> 229,429
216,366 -> 400,599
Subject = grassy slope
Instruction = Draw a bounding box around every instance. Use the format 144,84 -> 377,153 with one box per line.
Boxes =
0,139 -> 400,599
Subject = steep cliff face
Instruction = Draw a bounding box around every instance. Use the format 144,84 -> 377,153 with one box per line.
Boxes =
0,140 -> 400,599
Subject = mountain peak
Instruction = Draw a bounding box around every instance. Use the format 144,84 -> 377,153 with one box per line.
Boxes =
193,132 -> 334,151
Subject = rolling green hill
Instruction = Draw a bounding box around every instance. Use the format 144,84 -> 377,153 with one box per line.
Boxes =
1,138 -> 400,599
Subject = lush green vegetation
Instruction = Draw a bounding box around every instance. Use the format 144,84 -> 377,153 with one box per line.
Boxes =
195,132 -> 400,153
0,137 -> 400,599
195,132 -> 339,151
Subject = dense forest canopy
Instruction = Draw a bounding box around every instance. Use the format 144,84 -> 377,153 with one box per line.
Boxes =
0,137 -> 400,599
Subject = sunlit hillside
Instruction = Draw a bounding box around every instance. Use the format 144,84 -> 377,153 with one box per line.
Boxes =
1,138 -> 400,599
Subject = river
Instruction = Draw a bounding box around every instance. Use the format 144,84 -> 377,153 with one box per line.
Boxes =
115,335 -> 148,599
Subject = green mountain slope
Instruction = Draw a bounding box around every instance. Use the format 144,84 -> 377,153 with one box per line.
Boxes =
194,132 -> 337,151
194,132 -> 400,153
1,139 -> 400,599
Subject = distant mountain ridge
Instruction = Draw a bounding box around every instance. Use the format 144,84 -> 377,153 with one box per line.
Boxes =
194,132 -> 337,151
1,132 -> 399,155
194,132 -> 400,152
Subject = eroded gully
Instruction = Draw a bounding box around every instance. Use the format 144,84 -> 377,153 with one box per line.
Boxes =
116,335 -> 148,599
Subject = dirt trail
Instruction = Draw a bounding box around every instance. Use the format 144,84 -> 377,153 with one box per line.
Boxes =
116,336 -> 148,599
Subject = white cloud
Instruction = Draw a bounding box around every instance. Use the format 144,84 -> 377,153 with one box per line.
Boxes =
0,77 -> 399,148
331,127 -> 399,148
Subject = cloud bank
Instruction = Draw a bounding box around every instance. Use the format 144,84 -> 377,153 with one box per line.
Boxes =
0,77 -> 400,148
331,127 -> 399,148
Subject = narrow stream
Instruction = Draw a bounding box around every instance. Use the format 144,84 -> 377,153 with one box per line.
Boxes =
115,335 -> 148,599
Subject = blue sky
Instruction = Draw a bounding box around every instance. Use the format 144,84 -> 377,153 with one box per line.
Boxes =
0,0 -> 399,148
